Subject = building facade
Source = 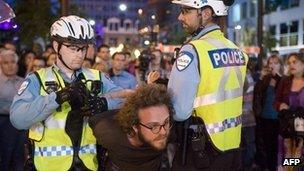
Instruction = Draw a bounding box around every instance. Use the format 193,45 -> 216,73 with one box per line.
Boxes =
228,0 -> 304,55
69,0 -> 147,46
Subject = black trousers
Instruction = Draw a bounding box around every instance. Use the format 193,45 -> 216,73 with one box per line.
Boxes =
255,117 -> 278,171
171,144 -> 241,171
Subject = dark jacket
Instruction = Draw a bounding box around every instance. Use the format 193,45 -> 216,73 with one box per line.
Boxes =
253,74 -> 281,116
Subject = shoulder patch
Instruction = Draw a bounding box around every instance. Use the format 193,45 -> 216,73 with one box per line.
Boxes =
176,51 -> 194,71
18,80 -> 30,95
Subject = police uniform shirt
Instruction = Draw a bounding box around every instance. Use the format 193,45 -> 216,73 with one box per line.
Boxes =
0,74 -> 23,115
168,25 -> 221,121
110,70 -> 137,89
10,65 -> 124,130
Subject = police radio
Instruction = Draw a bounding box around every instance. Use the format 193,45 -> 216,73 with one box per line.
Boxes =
45,81 -> 58,94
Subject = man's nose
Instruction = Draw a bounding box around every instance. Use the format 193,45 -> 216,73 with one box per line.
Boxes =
178,13 -> 183,22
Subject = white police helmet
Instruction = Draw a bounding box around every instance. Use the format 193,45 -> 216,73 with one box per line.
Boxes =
50,15 -> 94,45
0,1 -> 15,23
172,0 -> 229,16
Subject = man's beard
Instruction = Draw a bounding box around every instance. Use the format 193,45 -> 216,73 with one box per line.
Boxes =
137,129 -> 168,151
182,23 -> 195,35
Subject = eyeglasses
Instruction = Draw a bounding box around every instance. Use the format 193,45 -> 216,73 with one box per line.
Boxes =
139,117 -> 173,134
62,43 -> 88,53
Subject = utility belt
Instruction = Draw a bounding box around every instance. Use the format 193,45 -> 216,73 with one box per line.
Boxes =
175,116 -> 220,169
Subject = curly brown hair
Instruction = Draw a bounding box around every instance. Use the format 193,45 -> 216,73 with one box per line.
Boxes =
115,84 -> 174,136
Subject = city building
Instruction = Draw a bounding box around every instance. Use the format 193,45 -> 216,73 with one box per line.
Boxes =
139,0 -> 183,45
228,0 -> 304,55
69,0 -> 147,46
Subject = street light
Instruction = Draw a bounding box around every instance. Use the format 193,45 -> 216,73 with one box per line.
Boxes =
134,49 -> 141,58
144,40 -> 150,45
89,19 -> 95,26
119,3 -> 127,12
151,14 -> 156,20
235,25 -> 242,30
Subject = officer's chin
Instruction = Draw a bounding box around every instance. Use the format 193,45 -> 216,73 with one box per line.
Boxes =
71,64 -> 83,70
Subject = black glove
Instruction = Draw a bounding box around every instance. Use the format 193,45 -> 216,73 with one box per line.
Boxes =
55,86 -> 73,105
55,81 -> 90,105
81,96 -> 108,116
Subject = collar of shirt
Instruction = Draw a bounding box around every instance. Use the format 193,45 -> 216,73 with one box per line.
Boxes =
52,64 -> 83,83
113,70 -> 127,77
191,24 -> 221,41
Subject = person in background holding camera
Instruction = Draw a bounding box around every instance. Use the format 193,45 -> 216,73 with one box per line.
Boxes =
168,0 -> 247,170
275,53 -> 304,171
10,15 -> 126,170
253,54 -> 283,171
136,49 -> 169,86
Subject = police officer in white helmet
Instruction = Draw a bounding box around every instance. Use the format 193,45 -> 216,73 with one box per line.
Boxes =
168,0 -> 248,170
10,15 -> 127,170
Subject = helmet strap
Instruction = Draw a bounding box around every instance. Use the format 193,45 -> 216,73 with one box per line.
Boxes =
56,43 -> 76,71
191,9 -> 204,37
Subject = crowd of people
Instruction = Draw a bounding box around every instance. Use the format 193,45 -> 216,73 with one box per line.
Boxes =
242,50 -> 304,171
0,41 -> 174,87
1,0 -> 304,170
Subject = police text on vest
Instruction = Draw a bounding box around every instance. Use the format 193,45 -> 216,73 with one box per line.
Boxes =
282,158 -> 301,166
208,48 -> 246,68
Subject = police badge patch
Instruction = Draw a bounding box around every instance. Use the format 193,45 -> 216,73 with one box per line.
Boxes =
18,80 -> 30,95
176,51 -> 194,71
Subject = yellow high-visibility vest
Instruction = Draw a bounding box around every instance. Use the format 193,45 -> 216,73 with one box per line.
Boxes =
29,67 -> 100,171
190,29 -> 248,152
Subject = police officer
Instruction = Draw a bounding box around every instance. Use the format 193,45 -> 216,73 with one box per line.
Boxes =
10,15 -> 125,171
168,0 -> 248,170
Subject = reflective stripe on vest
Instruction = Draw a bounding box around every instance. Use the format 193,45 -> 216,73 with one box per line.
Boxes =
34,144 -> 97,157
206,115 -> 242,134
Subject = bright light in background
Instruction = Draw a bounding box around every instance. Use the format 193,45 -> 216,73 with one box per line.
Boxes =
109,47 -> 117,56
116,43 -> 124,52
119,4 -> 127,12
235,25 -> 242,30
12,24 -> 17,29
134,49 -> 141,58
151,15 -> 156,20
89,20 -> 95,26
144,40 -> 150,45
138,9 -> 143,15
143,27 -> 149,32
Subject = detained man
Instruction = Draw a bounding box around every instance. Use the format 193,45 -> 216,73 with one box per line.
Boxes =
89,84 -> 174,171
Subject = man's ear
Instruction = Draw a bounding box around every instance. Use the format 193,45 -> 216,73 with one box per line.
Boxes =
132,125 -> 139,134
201,7 -> 213,21
52,41 -> 59,53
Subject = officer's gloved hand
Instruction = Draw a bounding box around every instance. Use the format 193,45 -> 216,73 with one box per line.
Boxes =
55,86 -> 73,105
55,81 -> 90,105
69,81 -> 91,108
81,96 -> 108,116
